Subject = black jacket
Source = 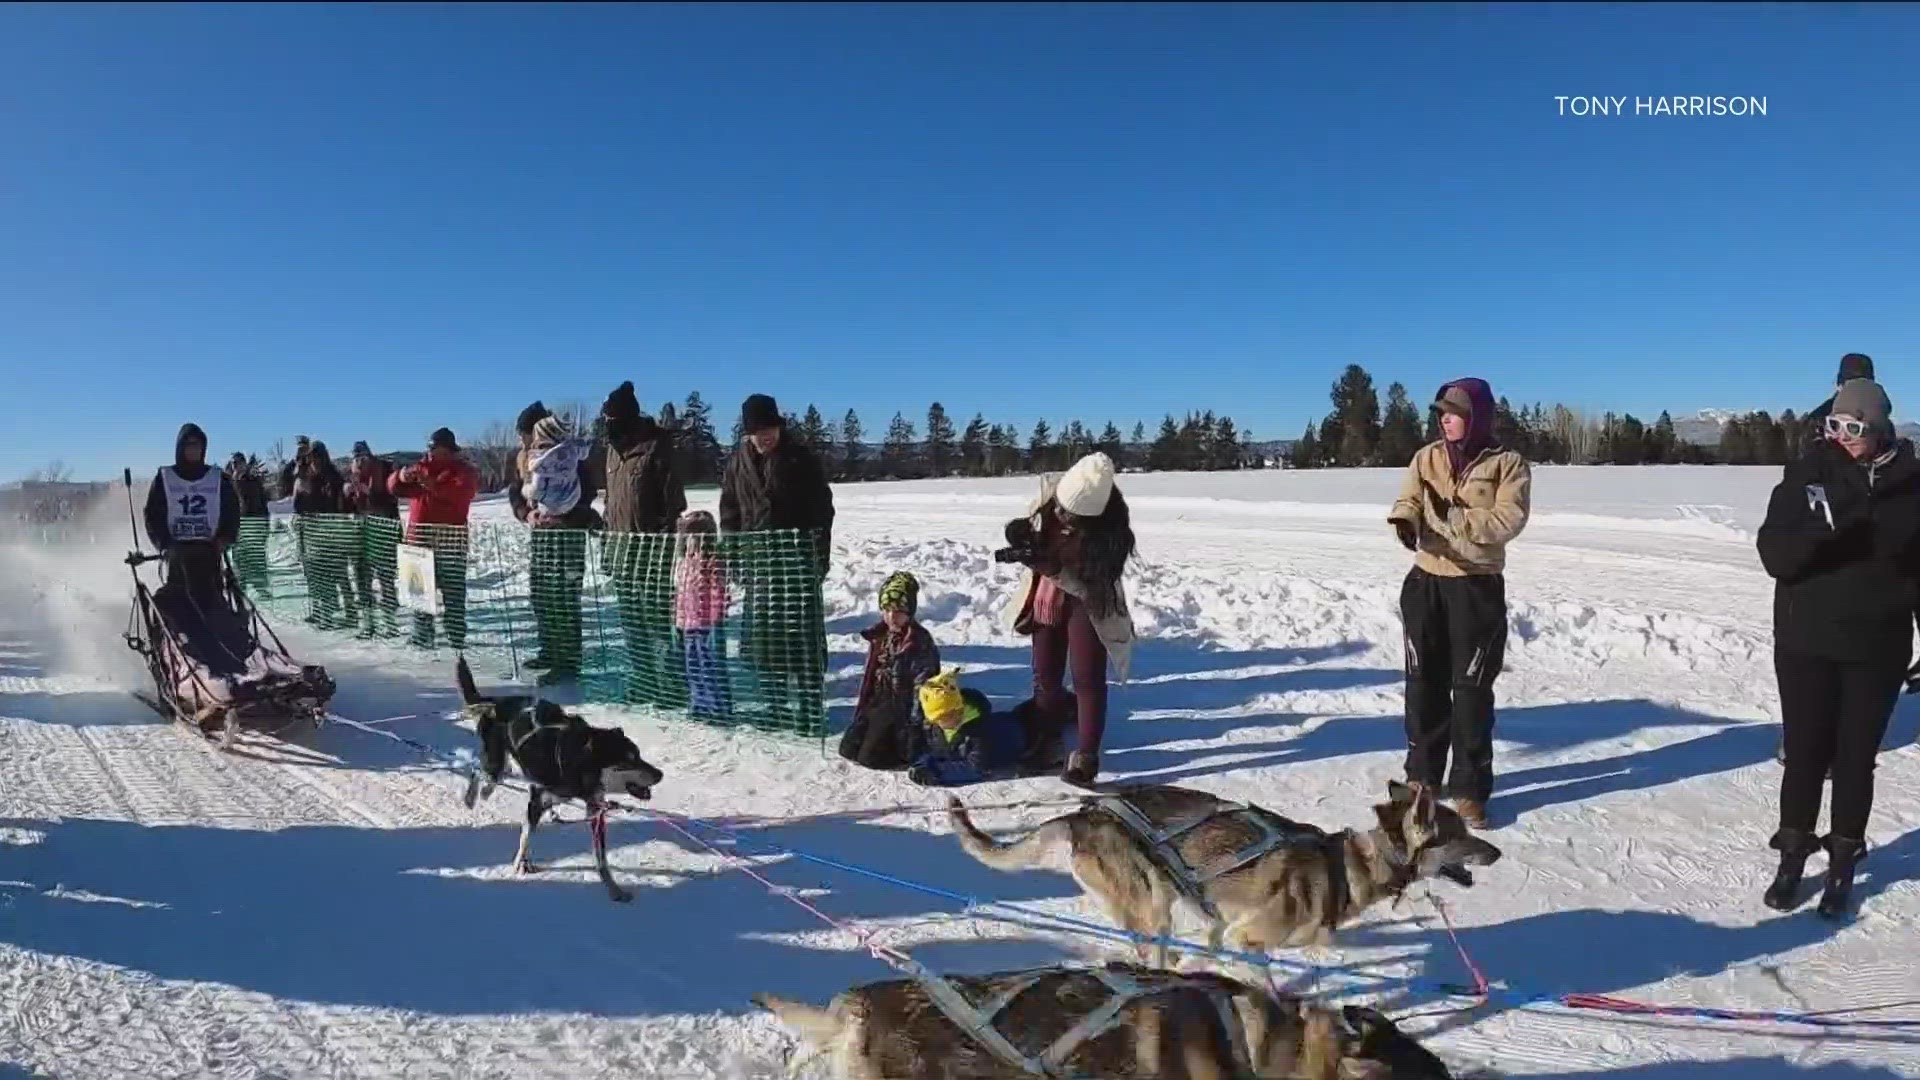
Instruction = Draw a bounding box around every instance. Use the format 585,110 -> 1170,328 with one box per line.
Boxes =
144,424 -> 241,552
718,434 -> 835,571
602,422 -> 686,534
1757,438 -> 1920,662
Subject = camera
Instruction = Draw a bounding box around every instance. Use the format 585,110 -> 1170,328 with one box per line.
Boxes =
995,516 -> 1039,564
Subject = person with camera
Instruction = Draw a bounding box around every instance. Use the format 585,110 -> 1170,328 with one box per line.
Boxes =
1386,378 -> 1531,830
1001,451 -> 1137,788
1756,378 -> 1920,919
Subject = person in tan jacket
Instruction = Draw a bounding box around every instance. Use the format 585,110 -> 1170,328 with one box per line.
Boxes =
1386,378 -> 1531,828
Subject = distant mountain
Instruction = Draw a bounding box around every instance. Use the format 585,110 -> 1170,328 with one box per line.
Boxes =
1672,408 -> 1920,446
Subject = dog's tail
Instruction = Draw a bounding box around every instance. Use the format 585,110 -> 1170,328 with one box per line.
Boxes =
455,656 -> 483,707
947,795 -> 1073,873
752,992 -> 843,1049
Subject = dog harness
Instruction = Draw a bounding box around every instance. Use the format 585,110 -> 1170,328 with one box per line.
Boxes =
903,962 -> 1255,1079
1092,795 -> 1348,927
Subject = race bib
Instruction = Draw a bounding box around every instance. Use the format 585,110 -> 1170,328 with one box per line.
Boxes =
162,467 -> 224,542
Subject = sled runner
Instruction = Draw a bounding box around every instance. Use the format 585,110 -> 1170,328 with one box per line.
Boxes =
122,543 -> 335,748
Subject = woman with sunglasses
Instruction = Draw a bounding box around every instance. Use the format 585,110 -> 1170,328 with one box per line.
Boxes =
1002,451 -> 1137,787
1756,378 -> 1920,918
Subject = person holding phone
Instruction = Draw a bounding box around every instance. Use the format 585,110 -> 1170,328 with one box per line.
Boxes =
1756,378 -> 1920,918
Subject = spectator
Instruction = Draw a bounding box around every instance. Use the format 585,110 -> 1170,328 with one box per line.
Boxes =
279,435 -> 311,502
519,412 -> 602,683
838,572 -> 941,770
296,440 -> 355,630
719,393 -> 836,732
600,380 -> 688,706
1805,353 -> 1875,431
1002,451 -> 1137,788
1755,379 -> 1920,919
674,510 -> 732,723
344,441 -> 401,637
1781,352 -> 1881,768
1386,378 -> 1532,830
389,427 -> 480,650
227,452 -> 273,598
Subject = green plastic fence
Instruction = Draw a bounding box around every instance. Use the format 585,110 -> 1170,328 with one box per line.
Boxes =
254,513 -> 827,737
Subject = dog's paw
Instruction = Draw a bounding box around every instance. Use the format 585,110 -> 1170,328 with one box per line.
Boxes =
512,861 -> 545,876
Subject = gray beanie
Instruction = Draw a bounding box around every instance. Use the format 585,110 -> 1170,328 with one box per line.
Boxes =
1830,378 -> 1894,439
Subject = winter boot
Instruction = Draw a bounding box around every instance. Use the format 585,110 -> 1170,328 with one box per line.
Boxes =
1452,799 -> 1490,830
1062,751 -> 1100,789
1817,835 -> 1867,920
1763,828 -> 1821,911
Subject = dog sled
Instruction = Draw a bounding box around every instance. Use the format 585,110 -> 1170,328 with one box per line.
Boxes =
122,542 -> 335,747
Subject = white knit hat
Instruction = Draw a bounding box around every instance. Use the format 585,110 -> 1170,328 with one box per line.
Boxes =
1056,452 -> 1117,517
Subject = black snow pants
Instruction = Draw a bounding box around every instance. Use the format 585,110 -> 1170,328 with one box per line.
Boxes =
1775,647 -> 1907,842
1400,566 -> 1508,803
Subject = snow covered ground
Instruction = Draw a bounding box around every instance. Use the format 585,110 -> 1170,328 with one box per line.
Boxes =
3,466 -> 1918,1078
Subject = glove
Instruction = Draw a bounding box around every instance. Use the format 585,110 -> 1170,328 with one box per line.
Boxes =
1391,518 -> 1418,551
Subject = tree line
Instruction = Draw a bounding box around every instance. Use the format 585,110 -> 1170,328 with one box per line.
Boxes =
1291,364 -> 1820,468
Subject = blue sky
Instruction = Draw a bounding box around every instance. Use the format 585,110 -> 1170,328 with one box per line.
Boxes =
3,3 -> 1917,480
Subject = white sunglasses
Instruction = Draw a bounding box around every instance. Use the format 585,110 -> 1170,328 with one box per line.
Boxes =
1824,414 -> 1869,440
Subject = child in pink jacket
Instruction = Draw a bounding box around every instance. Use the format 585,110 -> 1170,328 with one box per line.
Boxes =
674,510 -> 732,722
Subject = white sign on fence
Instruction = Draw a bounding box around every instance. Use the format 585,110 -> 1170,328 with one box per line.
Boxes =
395,543 -> 441,616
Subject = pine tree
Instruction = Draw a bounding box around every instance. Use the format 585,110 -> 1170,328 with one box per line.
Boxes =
1423,407 -> 1441,446
1646,411 -> 1677,465
1319,413 -> 1346,465
841,409 -> 866,480
925,402 -> 957,478
1611,414 -> 1647,465
1377,382 -> 1424,468
1719,415 -> 1756,465
1213,416 -> 1241,469
1131,421 -> 1146,447
1290,423 -> 1319,469
805,405 -> 835,463
960,413 -> 990,476
988,424 -> 1016,476
1028,419 -> 1054,473
1778,409 -> 1805,461
1098,421 -> 1125,468
678,392 -> 722,484
1177,413 -> 1206,470
1059,420 -> 1092,466
1331,365 -> 1382,467
1147,414 -> 1182,472
1493,397 -> 1524,459
1755,410 -> 1787,465
881,412 -> 918,476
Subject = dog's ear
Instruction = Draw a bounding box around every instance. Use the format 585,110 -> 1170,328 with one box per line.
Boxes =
1386,778 -> 1413,804
465,703 -> 498,726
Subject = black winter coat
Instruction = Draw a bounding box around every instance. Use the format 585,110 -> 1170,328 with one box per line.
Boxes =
1757,438 -> 1920,663
718,435 -> 835,572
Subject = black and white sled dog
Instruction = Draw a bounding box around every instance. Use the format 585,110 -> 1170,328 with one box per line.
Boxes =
456,657 -> 664,902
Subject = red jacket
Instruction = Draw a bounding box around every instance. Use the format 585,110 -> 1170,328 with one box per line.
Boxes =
389,455 -> 479,541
